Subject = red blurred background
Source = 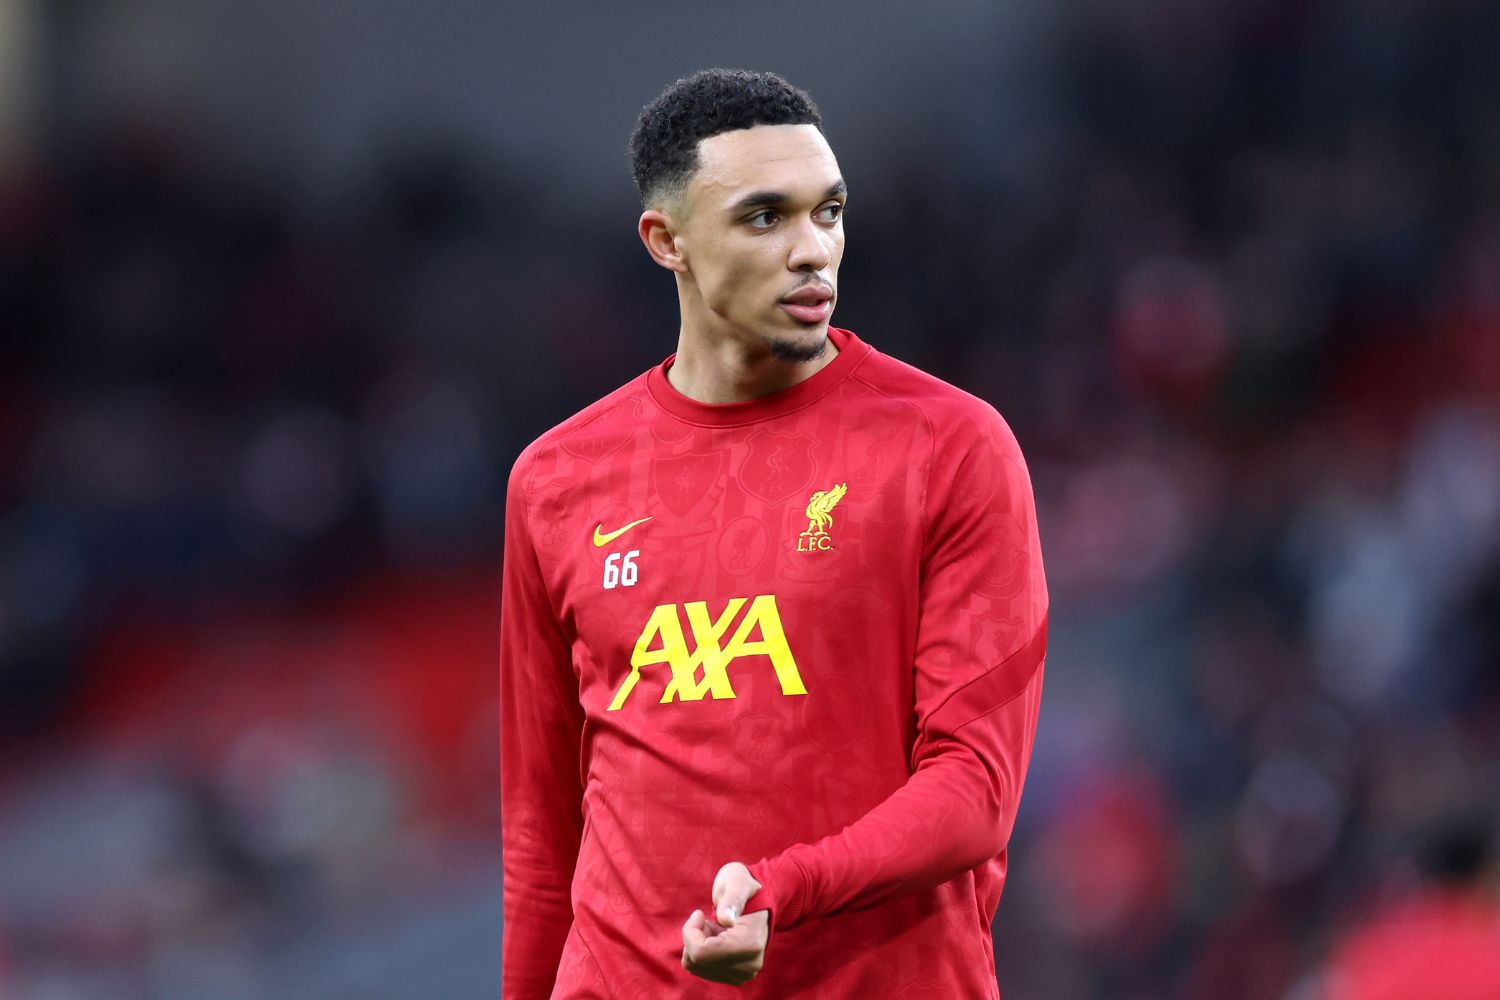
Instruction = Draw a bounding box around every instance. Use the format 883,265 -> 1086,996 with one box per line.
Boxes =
2,1 -> 1499,997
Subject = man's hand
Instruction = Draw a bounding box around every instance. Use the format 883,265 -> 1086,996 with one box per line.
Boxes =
680,862 -> 769,986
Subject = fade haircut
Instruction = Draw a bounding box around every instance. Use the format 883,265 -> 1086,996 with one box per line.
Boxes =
629,69 -> 823,208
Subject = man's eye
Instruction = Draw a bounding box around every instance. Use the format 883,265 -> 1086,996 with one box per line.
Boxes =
748,210 -> 778,228
816,202 -> 845,223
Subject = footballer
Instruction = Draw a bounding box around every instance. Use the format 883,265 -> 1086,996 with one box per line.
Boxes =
500,69 -> 1048,998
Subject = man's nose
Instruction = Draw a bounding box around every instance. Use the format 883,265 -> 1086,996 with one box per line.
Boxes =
787,218 -> 833,272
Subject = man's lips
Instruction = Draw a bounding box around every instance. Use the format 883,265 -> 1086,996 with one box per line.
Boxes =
780,285 -> 834,323
782,285 -> 833,305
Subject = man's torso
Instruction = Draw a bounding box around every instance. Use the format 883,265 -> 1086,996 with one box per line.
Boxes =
511,330 -> 1006,997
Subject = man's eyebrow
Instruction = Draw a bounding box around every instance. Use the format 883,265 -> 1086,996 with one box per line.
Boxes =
729,191 -> 788,213
729,179 -> 847,214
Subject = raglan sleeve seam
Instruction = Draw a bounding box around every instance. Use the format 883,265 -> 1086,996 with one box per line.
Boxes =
513,447 -> 575,648
849,372 -> 940,558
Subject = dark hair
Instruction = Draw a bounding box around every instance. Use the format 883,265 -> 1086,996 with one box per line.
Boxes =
629,69 -> 823,207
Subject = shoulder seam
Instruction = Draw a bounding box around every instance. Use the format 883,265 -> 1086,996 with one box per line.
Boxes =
530,377 -> 649,452
849,367 -> 939,557
512,446 -> 578,650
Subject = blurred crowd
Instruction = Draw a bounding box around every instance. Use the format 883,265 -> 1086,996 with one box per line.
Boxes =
2,0 -> 1499,997
981,2 -> 1500,997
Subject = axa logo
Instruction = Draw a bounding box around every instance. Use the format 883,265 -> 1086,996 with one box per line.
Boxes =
797,482 -> 847,553
607,595 -> 806,711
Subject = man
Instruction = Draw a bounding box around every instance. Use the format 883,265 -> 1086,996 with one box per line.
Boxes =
500,69 -> 1047,998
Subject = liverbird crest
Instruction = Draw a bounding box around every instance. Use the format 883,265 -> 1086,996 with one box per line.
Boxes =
802,482 -> 848,536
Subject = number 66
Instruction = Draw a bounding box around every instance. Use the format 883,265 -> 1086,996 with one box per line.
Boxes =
603,550 -> 640,589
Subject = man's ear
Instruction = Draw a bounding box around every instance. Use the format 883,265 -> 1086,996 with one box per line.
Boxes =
639,210 -> 688,273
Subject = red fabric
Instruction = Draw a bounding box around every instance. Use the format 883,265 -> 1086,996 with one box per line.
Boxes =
1324,889 -> 1500,1000
500,329 -> 1048,998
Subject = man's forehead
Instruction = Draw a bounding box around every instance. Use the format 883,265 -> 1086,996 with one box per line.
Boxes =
691,125 -> 841,201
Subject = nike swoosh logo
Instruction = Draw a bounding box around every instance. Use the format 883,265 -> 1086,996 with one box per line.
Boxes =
593,516 -> 653,547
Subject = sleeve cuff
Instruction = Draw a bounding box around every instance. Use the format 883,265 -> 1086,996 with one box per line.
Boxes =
746,855 -> 809,931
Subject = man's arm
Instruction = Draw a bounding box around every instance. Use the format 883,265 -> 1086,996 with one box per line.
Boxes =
500,453 -> 585,999
743,412 -> 1048,931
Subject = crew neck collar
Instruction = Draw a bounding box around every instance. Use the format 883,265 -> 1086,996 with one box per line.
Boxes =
646,327 -> 872,427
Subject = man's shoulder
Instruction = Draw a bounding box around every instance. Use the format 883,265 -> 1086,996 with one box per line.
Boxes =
852,344 -> 1014,443
508,372 -> 652,484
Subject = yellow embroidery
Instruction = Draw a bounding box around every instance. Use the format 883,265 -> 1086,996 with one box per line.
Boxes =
593,516 -> 653,547
797,482 -> 847,553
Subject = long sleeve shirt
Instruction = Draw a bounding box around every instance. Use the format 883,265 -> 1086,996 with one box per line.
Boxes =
500,328 -> 1047,998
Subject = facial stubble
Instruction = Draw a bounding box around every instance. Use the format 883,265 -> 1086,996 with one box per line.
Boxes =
766,331 -> 830,364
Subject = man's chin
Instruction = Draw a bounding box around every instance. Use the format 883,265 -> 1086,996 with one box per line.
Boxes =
766,326 -> 830,364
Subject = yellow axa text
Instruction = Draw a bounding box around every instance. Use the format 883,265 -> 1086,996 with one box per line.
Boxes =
607,595 -> 807,711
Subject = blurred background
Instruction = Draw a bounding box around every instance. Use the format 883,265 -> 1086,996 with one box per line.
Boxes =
3,0 -> 1499,997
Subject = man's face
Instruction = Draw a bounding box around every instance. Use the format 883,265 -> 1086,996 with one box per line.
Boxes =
672,124 -> 846,362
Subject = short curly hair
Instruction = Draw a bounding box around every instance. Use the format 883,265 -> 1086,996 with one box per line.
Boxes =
629,69 -> 823,207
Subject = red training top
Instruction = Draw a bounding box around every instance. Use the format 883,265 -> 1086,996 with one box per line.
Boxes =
500,328 -> 1048,998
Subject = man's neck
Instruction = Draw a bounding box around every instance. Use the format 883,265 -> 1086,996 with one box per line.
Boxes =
667,325 -> 839,404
